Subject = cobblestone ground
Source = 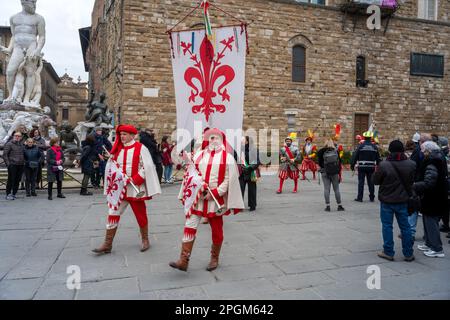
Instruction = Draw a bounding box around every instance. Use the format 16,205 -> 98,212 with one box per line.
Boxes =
0,171 -> 449,300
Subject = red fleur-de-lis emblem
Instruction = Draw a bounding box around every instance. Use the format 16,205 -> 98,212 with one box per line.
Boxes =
106,171 -> 119,196
182,176 -> 198,202
181,34 -> 236,122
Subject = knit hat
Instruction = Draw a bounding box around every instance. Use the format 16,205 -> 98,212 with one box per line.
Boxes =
388,140 -> 404,153
412,132 -> 420,143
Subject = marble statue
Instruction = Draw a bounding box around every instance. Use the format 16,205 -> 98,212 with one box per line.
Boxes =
0,0 -> 46,107
85,92 -> 113,126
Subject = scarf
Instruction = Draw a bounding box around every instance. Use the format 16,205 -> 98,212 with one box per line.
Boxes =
51,146 -> 62,162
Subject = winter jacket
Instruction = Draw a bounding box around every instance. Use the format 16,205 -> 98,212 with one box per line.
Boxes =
350,140 -> 380,171
140,132 -> 162,164
372,153 -> 416,204
46,147 -> 65,182
3,140 -> 25,166
23,145 -> 43,168
161,142 -> 174,166
91,133 -> 112,157
413,150 -> 449,216
80,141 -> 98,175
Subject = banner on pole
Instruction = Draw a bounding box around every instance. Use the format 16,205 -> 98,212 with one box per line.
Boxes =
170,26 -> 247,152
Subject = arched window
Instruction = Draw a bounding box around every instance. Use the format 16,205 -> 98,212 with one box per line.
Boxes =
356,55 -> 368,87
292,45 -> 306,82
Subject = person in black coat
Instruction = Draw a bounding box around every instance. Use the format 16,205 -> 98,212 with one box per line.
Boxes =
79,135 -> 98,196
47,138 -> 66,200
413,141 -> 449,258
23,138 -> 43,197
139,129 -> 163,183
239,136 -> 260,211
90,127 -> 112,188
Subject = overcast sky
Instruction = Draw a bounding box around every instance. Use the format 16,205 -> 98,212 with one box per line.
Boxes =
0,0 -> 95,82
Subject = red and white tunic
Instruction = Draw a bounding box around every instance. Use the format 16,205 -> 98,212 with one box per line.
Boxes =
187,146 -> 244,218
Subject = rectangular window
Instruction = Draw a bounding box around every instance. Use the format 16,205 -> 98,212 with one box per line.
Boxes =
410,53 -> 444,77
418,0 -> 438,20
62,108 -> 69,120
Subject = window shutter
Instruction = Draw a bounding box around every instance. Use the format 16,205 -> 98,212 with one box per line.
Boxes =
427,0 -> 437,20
418,0 -> 426,19
292,46 -> 306,83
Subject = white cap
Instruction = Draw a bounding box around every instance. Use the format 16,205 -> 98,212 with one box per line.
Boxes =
412,132 -> 420,143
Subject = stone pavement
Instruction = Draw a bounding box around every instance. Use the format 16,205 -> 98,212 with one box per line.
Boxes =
0,171 -> 449,300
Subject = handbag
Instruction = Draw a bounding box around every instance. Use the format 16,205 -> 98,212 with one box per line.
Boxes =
388,161 -> 421,215
28,161 -> 39,168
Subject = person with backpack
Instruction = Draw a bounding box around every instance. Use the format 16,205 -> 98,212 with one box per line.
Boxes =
317,139 -> 345,212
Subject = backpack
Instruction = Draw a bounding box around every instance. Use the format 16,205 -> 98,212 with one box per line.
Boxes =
323,149 -> 340,175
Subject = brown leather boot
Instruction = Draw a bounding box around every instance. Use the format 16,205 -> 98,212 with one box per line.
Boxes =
169,240 -> 195,271
206,243 -> 222,271
140,226 -> 150,252
92,228 -> 117,254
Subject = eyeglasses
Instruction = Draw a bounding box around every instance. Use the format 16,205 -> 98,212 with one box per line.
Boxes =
14,135 -> 22,137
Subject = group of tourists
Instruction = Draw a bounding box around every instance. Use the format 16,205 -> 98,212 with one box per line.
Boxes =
3,122 -> 449,270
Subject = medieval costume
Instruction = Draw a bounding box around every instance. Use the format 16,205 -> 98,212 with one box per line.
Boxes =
300,131 -> 318,180
92,124 -> 161,254
170,128 -> 244,272
277,136 -> 302,194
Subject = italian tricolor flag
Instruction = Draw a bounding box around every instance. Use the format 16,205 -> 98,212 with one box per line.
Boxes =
202,0 -> 212,36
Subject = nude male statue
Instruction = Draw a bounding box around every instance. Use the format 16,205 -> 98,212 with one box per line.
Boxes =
0,0 -> 46,105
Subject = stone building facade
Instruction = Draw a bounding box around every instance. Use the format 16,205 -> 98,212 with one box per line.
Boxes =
82,0 -> 450,149
40,61 -> 61,120
57,73 -> 89,127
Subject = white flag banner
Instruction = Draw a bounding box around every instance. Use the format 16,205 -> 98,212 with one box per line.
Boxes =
181,164 -> 206,217
170,26 -> 247,152
105,160 -> 128,211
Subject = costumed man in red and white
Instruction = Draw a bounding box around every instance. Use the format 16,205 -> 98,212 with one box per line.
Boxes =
169,128 -> 244,272
92,124 -> 161,254
277,135 -> 302,194
300,131 -> 318,180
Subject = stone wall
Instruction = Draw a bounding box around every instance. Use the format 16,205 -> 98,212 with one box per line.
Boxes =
91,0 -> 450,149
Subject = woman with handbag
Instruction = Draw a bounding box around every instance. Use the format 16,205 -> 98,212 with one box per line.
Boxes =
23,138 -> 43,197
30,128 -> 47,189
47,137 -> 66,200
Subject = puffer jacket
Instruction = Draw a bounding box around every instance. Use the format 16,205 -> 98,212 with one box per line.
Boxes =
3,140 -> 25,166
413,150 -> 449,216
